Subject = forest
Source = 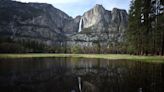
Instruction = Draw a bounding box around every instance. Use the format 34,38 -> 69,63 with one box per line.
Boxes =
126,0 -> 164,55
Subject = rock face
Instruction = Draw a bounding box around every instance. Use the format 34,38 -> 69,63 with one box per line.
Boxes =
63,16 -> 81,36
69,4 -> 128,47
0,0 -> 128,48
0,0 -> 72,45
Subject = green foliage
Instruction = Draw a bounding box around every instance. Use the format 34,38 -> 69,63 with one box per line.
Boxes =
93,40 -> 101,54
0,37 -> 48,53
71,45 -> 81,54
126,0 -> 164,55
18,40 -> 46,52
0,42 -> 26,53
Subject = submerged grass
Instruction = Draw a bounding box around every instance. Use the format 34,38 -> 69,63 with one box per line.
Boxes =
0,54 -> 164,63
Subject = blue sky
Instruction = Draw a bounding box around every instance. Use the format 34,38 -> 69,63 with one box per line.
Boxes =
15,0 -> 131,17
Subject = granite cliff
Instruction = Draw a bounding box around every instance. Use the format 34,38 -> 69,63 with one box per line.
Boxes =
0,0 -> 72,45
0,0 -> 128,52
69,4 -> 128,47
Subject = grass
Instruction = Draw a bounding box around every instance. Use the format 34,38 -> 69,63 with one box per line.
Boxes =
0,54 -> 164,63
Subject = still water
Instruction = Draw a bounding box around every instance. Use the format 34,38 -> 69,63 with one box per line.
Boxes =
0,58 -> 163,92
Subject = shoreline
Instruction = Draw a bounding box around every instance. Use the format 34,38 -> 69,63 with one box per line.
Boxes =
0,54 -> 164,63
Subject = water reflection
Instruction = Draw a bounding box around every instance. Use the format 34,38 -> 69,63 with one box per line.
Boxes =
0,58 -> 163,92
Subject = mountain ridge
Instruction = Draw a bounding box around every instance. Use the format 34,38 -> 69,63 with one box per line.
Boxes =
0,0 -> 128,53
68,4 -> 128,48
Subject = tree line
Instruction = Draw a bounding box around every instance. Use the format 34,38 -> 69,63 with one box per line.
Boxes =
126,0 -> 164,55
0,37 -> 122,54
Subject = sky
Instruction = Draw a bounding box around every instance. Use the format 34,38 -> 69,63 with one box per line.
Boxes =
14,0 -> 131,17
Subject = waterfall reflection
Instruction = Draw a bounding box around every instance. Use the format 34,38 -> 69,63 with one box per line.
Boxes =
0,58 -> 163,92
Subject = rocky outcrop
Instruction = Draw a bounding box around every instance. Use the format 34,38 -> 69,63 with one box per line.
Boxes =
63,16 -> 81,36
0,0 -> 72,45
69,4 -> 128,47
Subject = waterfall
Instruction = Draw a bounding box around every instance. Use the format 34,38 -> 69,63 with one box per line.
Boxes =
78,77 -> 82,92
78,18 -> 83,32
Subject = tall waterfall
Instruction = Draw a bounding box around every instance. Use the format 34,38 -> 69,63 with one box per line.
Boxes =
78,18 -> 83,32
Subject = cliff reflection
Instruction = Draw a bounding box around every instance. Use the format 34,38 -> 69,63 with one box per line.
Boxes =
0,58 -> 163,92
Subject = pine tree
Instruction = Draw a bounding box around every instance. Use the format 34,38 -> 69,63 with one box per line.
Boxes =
126,0 -> 143,54
151,0 -> 164,55
126,0 -> 164,55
